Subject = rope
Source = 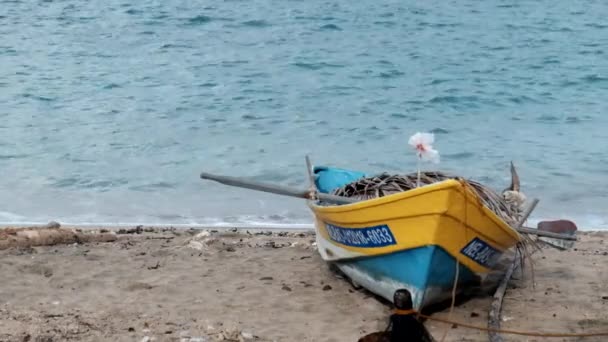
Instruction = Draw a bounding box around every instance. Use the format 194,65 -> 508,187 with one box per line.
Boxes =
439,259 -> 459,342
417,314 -> 608,338
438,181 -> 466,341
394,309 -> 416,315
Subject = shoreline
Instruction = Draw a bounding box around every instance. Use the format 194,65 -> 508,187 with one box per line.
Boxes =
1,221 -> 607,232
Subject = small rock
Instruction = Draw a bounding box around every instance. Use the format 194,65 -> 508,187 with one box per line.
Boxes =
128,327 -> 135,332
601,295 -> 608,300
196,231 -> 211,238
225,246 -> 236,252
259,277 -> 273,281
241,331 -> 254,339
470,312 -> 479,318
34,336 -> 52,342
188,241 -> 205,250
13,247 -> 37,255
222,326 -> 240,340
147,261 -> 161,270
322,285 -> 332,291
281,285 -> 292,292
46,221 -> 61,229
141,337 -> 150,342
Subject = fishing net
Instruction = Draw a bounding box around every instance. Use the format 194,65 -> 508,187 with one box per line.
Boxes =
329,171 -> 522,225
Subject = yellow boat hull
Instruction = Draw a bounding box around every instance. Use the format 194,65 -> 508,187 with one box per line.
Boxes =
307,179 -> 521,275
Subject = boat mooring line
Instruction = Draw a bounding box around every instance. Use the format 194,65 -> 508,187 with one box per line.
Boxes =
417,314 -> 608,338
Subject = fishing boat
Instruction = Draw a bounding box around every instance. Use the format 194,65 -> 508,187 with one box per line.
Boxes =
199,159 -> 550,311
308,165 -> 523,311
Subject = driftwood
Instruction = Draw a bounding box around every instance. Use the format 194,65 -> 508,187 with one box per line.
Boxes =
488,251 -> 519,342
0,226 -> 117,250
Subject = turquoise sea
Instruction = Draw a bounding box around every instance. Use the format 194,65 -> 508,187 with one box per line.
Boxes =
1,0 -> 607,229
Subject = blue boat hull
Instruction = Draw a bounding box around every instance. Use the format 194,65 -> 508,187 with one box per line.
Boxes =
333,245 -> 478,310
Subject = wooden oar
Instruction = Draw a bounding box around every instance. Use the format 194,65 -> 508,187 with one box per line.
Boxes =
512,199 -> 578,241
199,172 -> 357,205
517,226 -> 577,241
535,220 -> 577,249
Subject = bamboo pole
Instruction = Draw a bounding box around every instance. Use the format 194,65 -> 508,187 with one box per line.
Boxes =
515,198 -> 539,229
199,172 -> 357,205
488,251 -> 519,342
488,199 -> 539,342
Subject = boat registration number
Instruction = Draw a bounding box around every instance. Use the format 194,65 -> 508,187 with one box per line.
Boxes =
325,223 -> 397,248
460,237 -> 501,268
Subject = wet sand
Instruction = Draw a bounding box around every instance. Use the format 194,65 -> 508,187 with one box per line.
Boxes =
0,226 -> 606,341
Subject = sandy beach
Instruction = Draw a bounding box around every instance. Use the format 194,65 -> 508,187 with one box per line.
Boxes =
0,225 -> 606,342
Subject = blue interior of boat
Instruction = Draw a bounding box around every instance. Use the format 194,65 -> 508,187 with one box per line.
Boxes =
313,165 -> 366,193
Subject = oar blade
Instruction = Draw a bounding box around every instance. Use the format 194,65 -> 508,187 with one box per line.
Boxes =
536,220 -> 577,250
